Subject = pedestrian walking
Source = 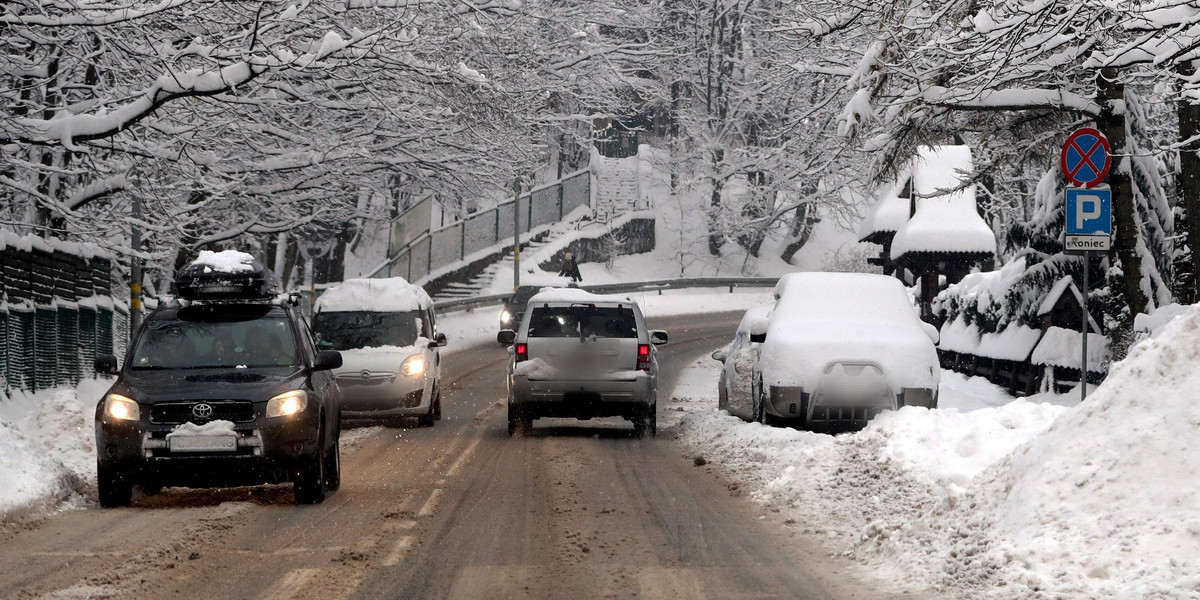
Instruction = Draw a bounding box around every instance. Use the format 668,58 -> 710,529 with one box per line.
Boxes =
559,252 -> 583,282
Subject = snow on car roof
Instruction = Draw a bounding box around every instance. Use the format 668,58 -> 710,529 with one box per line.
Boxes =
771,272 -> 919,325
192,249 -> 257,274
527,287 -> 637,306
315,277 -> 432,312
890,146 -> 997,259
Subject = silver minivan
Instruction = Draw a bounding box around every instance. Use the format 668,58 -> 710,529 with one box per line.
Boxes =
497,288 -> 668,437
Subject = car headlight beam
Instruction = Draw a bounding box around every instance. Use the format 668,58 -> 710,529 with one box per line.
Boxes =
401,354 -> 426,377
104,394 -> 140,421
266,390 -> 308,418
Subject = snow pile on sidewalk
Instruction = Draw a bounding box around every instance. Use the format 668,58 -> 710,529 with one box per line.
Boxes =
863,305 -> 1200,599
0,380 -> 105,519
670,304 -> 1200,600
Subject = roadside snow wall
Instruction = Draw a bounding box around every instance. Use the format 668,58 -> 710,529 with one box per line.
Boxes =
863,303 -> 1200,599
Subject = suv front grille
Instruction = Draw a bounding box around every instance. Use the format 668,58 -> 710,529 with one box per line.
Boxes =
150,401 -> 256,425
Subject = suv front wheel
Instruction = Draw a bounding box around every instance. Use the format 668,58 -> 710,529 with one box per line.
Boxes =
97,463 -> 133,508
294,427 -> 329,504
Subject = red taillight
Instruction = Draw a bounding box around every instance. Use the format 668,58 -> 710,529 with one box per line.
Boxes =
637,344 -> 651,371
515,343 -> 528,362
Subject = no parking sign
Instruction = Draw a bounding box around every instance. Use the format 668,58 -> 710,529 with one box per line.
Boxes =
1060,128 -> 1111,188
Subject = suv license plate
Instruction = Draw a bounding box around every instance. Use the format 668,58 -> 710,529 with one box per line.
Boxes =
168,435 -> 238,453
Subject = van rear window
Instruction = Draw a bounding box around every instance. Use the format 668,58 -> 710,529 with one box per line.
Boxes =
527,306 -> 637,339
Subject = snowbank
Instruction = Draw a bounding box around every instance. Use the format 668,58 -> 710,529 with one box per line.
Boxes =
875,303 -> 1200,599
0,380 -> 108,519
667,309 -> 1200,600
315,277 -> 432,313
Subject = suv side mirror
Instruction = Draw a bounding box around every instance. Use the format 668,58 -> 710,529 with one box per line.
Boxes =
94,355 -> 119,376
749,332 -> 766,344
429,332 -> 448,348
497,329 -> 516,346
314,350 -> 343,371
317,339 -> 334,350
650,330 -> 668,345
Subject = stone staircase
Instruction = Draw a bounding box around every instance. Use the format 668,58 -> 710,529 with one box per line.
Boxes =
593,153 -> 641,219
431,233 -> 556,301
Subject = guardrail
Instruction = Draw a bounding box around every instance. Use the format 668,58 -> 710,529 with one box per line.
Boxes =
431,277 -> 780,314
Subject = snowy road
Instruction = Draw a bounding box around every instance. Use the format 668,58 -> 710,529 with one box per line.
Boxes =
0,311 -> 926,600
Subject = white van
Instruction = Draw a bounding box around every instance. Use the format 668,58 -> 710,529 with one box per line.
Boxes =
312,278 -> 447,426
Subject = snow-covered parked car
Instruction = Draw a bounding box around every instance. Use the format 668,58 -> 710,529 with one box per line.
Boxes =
712,305 -> 771,421
753,272 -> 940,429
312,278 -> 447,427
496,288 -> 668,437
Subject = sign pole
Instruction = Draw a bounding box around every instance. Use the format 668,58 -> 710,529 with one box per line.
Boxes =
1081,253 -> 1089,402
1061,127 -> 1112,402
513,178 -> 521,291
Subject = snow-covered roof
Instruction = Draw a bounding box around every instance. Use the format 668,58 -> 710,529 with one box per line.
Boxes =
937,316 -> 981,354
976,324 -> 1042,362
0,229 -> 113,260
192,250 -> 256,274
1030,326 -> 1108,371
856,168 -> 912,241
760,272 -> 939,391
527,287 -> 638,306
1036,276 -> 1102,333
315,277 -> 432,313
890,146 -> 997,259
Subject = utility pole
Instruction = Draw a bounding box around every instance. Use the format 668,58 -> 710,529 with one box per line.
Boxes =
513,178 -> 521,290
129,194 -> 143,338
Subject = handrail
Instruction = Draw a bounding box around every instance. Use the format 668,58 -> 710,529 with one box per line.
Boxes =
432,277 -> 779,314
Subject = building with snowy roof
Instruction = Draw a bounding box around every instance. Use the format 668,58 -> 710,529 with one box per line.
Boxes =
859,145 -> 997,323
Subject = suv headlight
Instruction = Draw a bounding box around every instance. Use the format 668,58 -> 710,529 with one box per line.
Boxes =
266,390 -> 308,418
401,354 -> 426,377
104,394 -> 140,421
500,309 -> 512,326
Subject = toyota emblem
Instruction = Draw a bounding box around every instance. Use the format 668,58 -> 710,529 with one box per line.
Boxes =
192,403 -> 214,419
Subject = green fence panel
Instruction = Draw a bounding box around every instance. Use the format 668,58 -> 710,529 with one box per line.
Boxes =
8,308 -> 35,392
0,309 -> 7,390
34,307 -> 57,391
78,306 -> 97,379
57,306 -> 80,386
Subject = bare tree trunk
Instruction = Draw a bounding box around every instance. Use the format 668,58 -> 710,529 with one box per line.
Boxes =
779,203 -> 816,263
708,149 -> 725,256
1096,66 -> 1146,358
1178,61 -> 1200,305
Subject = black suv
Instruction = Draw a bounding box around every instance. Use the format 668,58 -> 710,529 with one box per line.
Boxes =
498,285 -> 540,332
94,252 -> 343,506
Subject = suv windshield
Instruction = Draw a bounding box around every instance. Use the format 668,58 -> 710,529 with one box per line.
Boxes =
312,310 -> 423,350
527,305 -> 637,339
130,305 -> 299,369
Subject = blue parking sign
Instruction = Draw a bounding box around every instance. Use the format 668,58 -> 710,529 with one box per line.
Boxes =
1065,188 -> 1112,236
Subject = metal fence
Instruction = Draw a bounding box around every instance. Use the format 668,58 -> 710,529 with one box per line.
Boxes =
1,234 -> 125,393
431,277 -> 781,314
378,169 -> 592,282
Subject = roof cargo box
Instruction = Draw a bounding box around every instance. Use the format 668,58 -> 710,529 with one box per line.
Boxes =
173,250 -> 277,300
